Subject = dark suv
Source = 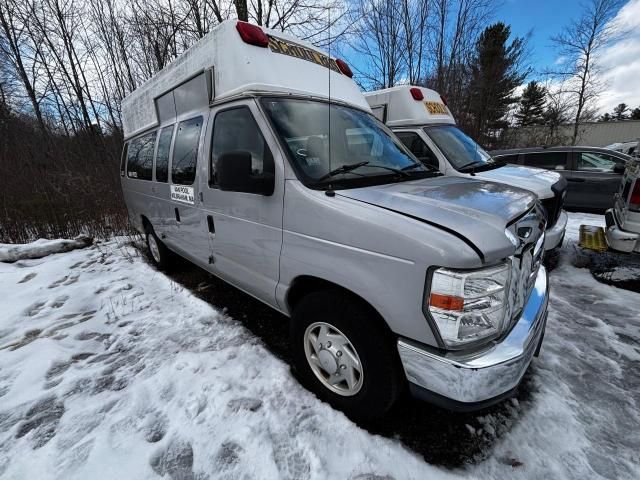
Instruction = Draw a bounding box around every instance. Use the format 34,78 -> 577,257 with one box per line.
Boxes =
490,146 -> 630,212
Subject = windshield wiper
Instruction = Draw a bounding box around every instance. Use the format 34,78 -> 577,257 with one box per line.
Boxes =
319,161 -> 410,181
319,161 -> 370,181
457,159 -> 486,171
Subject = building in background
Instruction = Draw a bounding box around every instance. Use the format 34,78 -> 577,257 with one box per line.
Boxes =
504,120 -> 640,148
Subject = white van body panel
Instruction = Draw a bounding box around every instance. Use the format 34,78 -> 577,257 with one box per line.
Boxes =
365,85 -> 455,127
122,19 -> 368,139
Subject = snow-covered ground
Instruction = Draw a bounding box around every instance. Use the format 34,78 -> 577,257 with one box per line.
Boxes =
0,213 -> 638,479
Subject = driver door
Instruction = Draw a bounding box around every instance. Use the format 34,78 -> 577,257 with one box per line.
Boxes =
199,100 -> 284,308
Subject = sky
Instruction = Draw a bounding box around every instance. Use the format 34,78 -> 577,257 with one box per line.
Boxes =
345,0 -> 640,115
497,0 -> 640,113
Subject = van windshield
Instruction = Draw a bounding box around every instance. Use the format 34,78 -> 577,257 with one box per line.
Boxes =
261,97 -> 436,188
424,125 -> 501,172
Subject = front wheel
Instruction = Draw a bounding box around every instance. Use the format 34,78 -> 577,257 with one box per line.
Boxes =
290,290 -> 402,420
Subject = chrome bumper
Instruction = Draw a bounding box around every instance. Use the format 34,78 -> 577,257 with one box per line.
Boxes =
605,208 -> 640,253
398,265 -> 549,409
544,210 -> 567,251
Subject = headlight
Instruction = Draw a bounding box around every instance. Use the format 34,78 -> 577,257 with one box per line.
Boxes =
427,262 -> 510,348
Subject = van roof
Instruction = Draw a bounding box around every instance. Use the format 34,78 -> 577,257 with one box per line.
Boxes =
121,20 -> 367,138
364,85 -> 455,127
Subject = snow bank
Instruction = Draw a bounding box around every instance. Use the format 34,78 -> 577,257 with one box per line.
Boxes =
0,214 -> 638,480
0,236 -> 93,263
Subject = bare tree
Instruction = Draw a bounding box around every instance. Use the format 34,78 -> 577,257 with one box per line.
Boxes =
550,0 -> 625,144
0,1 -> 48,133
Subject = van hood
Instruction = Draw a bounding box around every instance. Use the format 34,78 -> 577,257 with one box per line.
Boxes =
473,165 -> 561,198
337,176 -> 538,262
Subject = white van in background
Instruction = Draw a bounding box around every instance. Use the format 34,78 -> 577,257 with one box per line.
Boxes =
365,85 -> 568,251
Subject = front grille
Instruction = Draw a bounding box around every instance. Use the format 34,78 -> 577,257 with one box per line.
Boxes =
504,205 -> 545,331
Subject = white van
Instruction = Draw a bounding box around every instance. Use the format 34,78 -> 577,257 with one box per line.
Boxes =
121,20 -> 549,419
364,85 -> 568,251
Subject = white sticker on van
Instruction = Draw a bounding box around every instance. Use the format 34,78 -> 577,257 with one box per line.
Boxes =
170,185 -> 195,204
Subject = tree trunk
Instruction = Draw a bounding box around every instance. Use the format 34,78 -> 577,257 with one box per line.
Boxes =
235,0 -> 248,21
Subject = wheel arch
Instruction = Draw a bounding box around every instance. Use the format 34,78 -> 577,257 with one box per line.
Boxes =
286,275 -> 394,335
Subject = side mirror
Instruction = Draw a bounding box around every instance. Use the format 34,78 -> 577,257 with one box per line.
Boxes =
217,151 -> 274,195
613,163 -> 626,174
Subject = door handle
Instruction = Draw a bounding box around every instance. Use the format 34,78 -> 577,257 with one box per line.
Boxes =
567,178 -> 585,182
207,215 -> 215,234
174,208 -> 181,223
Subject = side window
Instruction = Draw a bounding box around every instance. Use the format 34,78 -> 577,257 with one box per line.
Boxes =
523,152 -> 567,170
494,154 -> 519,164
395,132 -> 439,168
127,131 -> 157,180
210,107 -> 274,187
577,152 -> 619,172
172,116 -> 203,185
155,125 -> 174,183
120,142 -> 129,177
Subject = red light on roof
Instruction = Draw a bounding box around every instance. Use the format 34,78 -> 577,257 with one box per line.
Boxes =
236,21 -> 269,48
409,88 -> 424,101
336,59 -> 353,78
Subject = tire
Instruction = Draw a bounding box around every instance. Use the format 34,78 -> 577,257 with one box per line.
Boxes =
290,290 -> 402,421
145,225 -> 172,270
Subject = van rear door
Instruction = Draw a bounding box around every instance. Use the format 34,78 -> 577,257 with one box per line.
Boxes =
200,99 -> 284,308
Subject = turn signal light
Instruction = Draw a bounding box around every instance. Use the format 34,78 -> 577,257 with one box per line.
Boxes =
336,59 -> 353,78
429,293 -> 464,311
236,21 -> 269,48
410,88 -> 424,101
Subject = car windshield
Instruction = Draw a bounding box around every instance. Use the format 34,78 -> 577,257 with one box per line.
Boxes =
261,97 -> 434,188
424,125 -> 495,171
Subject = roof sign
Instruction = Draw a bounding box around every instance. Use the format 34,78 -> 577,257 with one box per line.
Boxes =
268,36 -> 341,74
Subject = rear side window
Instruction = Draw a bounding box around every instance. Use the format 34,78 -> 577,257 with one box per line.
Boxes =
395,132 -> 439,168
172,116 -> 203,185
576,152 -> 620,172
210,107 -> 273,186
120,142 -> 129,176
155,125 -> 174,183
127,131 -> 157,180
523,152 -> 567,170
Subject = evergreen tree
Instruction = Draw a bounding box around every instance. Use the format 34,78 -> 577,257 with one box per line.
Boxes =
599,112 -> 612,122
467,22 -> 529,146
515,81 -> 547,126
631,107 -> 640,120
613,103 -> 629,120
